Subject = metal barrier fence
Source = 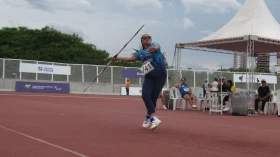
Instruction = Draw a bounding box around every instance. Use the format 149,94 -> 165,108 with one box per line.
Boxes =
0,58 -> 279,90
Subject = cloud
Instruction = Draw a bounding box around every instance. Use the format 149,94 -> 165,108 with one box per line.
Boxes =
2,0 -> 28,7
180,0 -> 242,14
175,50 -> 233,71
0,1 -> 159,57
1,0 -> 254,71
199,30 -> 214,38
139,19 -> 160,26
183,18 -> 194,29
120,0 -> 163,11
199,30 -> 214,35
50,23 -> 87,38
24,0 -> 94,13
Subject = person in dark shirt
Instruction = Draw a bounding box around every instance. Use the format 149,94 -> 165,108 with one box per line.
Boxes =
217,77 -> 229,92
255,79 -> 271,114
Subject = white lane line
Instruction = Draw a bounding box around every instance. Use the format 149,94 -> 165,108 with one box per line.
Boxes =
0,93 -> 142,101
0,125 -> 90,157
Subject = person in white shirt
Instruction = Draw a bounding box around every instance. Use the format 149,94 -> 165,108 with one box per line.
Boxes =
210,78 -> 219,91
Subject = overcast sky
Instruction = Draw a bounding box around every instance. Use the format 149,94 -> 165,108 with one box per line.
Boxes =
1,0 -> 280,71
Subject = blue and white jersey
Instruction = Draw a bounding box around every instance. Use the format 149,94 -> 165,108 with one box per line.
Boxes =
179,83 -> 190,96
134,42 -> 166,77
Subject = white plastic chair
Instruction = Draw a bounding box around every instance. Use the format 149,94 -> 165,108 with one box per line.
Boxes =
221,92 -> 231,112
209,90 -> 222,115
202,88 -> 211,112
168,87 -> 186,110
192,87 -> 204,110
264,90 -> 280,115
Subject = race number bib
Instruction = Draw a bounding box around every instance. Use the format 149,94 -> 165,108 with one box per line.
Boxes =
140,61 -> 154,74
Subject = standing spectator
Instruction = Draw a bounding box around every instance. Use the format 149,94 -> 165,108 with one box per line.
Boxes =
126,79 -> 130,96
202,79 -> 210,97
210,78 -> 219,91
255,79 -> 270,114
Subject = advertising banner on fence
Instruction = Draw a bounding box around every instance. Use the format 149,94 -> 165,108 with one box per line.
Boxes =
233,74 -> 277,84
122,69 -> 144,78
15,81 -> 70,93
120,87 -> 167,96
19,63 -> 71,75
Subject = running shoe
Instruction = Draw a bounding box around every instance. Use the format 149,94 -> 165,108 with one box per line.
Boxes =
150,116 -> 161,131
142,115 -> 151,128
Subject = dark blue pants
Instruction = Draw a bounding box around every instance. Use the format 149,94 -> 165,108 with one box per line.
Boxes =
142,73 -> 167,115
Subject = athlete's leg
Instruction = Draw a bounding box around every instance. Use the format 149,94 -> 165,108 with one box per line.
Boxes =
151,74 -> 167,110
149,73 -> 166,130
142,77 -> 156,115
141,77 -> 155,128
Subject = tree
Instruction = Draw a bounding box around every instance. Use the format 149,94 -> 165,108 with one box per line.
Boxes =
0,26 -> 111,65
216,67 -> 271,73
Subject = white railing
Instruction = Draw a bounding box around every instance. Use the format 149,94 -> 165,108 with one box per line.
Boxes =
0,58 -> 277,90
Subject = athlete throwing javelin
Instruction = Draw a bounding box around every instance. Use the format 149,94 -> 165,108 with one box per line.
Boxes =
113,34 -> 167,131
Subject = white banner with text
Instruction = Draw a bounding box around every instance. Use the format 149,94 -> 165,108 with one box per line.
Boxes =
233,74 -> 277,84
121,87 -> 167,96
19,63 -> 71,75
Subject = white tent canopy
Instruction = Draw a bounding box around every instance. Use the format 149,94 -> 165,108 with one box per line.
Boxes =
176,0 -> 280,53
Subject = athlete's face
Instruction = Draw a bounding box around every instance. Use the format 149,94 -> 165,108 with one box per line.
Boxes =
180,78 -> 186,84
141,34 -> 152,45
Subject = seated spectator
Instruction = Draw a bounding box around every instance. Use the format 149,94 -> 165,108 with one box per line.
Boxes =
217,77 -> 229,92
223,80 -> 236,111
227,80 -> 236,92
255,79 -> 270,114
212,77 -> 232,112
170,77 -> 198,109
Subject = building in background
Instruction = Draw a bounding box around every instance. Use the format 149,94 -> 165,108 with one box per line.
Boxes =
277,52 -> 280,65
233,52 -> 246,69
256,53 -> 270,71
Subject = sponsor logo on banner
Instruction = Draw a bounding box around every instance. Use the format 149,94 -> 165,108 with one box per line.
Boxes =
38,66 -> 53,72
15,81 -> 70,93
19,63 -> 71,75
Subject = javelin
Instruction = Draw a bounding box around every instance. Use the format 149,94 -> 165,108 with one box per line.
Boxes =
83,24 -> 145,93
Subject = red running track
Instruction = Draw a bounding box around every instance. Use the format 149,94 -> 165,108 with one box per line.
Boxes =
0,91 -> 280,157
